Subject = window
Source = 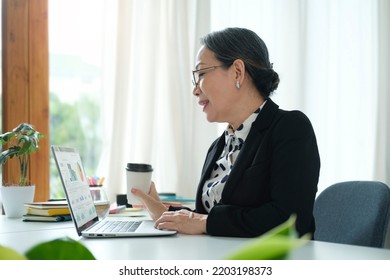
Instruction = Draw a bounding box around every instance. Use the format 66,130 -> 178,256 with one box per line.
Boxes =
49,0 -> 106,197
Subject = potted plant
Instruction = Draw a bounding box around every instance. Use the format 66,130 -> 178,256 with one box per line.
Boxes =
0,123 -> 44,218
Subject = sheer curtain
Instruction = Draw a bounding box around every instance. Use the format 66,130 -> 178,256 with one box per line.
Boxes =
211,0 -> 387,193
374,0 -> 390,185
99,0 -> 217,203
99,0 -> 390,203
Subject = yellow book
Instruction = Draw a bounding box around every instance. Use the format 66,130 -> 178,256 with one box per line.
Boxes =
25,207 -> 70,216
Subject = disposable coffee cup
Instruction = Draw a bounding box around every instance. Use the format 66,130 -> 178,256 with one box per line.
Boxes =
126,163 -> 153,206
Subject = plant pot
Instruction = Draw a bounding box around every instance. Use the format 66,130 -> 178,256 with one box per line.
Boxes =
0,185 -> 35,218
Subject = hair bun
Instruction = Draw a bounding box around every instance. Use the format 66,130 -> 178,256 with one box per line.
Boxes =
252,68 -> 279,97
269,70 -> 280,93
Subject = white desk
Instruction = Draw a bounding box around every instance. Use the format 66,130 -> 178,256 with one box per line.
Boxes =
1,215 -> 390,260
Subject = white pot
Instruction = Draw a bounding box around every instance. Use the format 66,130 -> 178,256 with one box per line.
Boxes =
0,185 -> 35,218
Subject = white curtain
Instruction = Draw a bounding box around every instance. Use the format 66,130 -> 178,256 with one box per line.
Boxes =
99,0 -> 390,203
374,0 -> 390,185
211,0 -> 387,193
99,0 -> 218,203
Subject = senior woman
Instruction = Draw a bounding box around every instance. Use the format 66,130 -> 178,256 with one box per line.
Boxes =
132,27 -> 320,238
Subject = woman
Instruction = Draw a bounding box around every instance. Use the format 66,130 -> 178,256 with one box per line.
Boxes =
132,27 -> 320,238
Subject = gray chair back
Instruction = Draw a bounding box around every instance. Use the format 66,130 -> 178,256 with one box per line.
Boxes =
313,181 -> 390,248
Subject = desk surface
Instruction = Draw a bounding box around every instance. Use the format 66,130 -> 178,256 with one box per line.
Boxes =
1,215 -> 390,260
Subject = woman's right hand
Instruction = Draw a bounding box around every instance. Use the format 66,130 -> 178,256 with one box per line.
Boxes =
131,181 -> 167,221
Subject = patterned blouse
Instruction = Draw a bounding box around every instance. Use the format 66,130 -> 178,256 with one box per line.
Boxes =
201,101 -> 266,212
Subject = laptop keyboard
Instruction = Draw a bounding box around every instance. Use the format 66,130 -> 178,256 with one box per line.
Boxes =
90,220 -> 142,233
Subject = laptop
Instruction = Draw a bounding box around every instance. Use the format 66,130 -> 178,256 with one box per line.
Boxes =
51,145 -> 176,238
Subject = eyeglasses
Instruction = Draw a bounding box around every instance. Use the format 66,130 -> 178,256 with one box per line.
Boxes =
192,65 -> 225,86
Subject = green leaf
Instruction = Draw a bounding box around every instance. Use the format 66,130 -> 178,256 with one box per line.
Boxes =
0,122 -> 44,185
25,237 -> 96,260
0,148 -> 20,165
13,123 -> 33,133
0,245 -> 27,260
226,235 -> 309,260
17,137 -> 32,155
259,214 -> 298,239
225,215 -> 310,260
0,132 -> 15,143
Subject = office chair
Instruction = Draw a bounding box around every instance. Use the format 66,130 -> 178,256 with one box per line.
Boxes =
313,181 -> 390,248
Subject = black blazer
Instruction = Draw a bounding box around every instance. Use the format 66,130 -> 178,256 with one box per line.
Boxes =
195,98 -> 320,237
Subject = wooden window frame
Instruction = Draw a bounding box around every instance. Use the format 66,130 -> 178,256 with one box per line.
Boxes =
2,0 -> 49,201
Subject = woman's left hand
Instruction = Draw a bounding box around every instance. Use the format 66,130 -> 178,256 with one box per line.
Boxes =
155,209 -> 208,235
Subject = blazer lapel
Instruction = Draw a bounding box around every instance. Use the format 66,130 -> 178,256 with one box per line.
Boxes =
200,136 -> 225,183
195,135 -> 225,212
221,98 -> 280,202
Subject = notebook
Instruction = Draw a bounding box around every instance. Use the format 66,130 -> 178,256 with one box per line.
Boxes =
51,145 -> 176,238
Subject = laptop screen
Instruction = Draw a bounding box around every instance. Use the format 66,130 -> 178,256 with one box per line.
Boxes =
51,146 -> 98,235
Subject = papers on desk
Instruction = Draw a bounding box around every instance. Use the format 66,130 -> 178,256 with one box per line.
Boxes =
24,201 -> 68,209
159,193 -> 195,204
108,193 -> 196,217
108,204 -> 126,214
108,207 -> 148,217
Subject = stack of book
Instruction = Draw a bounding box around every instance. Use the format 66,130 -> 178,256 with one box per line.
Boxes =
23,201 -> 72,222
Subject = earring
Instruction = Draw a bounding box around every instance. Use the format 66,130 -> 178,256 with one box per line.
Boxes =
236,81 -> 240,89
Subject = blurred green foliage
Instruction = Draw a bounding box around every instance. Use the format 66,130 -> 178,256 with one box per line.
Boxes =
0,237 -> 95,260
226,215 -> 309,260
49,93 -> 102,198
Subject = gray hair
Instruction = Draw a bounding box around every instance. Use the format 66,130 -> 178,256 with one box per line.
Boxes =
201,27 -> 279,98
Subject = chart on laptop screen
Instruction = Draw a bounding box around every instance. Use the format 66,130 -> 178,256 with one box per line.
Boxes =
54,147 -> 97,226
